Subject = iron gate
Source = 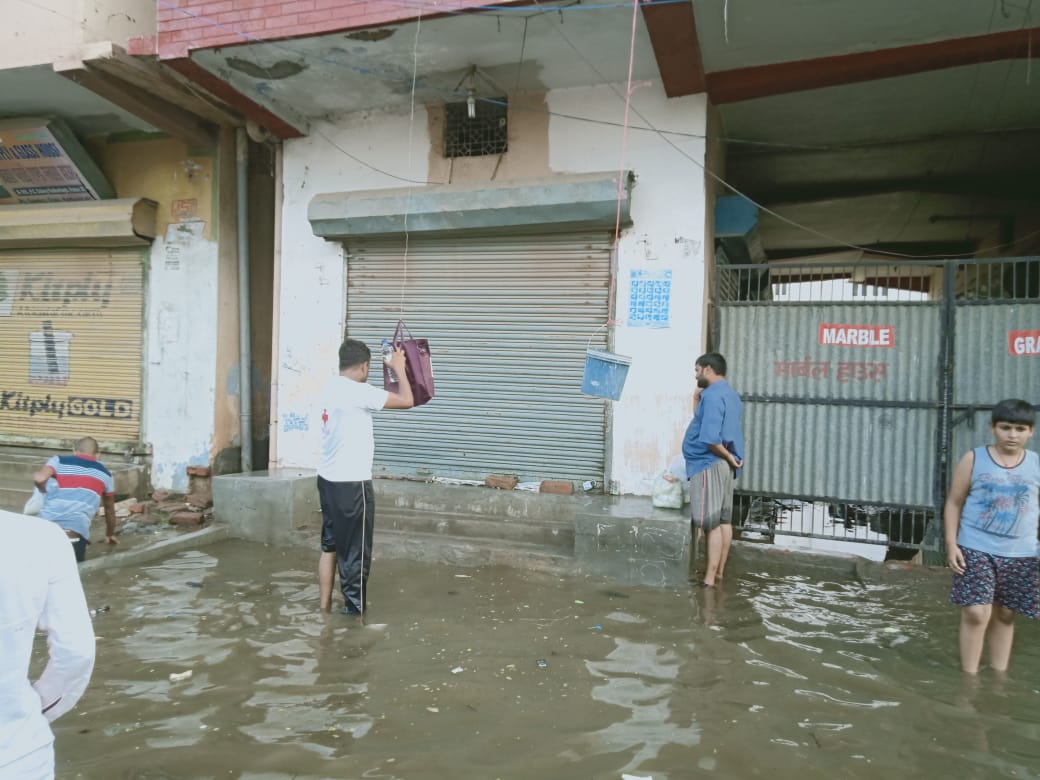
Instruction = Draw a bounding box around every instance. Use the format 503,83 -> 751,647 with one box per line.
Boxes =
715,257 -> 1040,559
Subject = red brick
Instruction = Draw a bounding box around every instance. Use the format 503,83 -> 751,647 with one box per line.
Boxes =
485,475 -> 518,490
265,13 -> 298,28
186,492 -> 214,509
128,34 -> 157,55
152,490 -> 171,502
199,1 -> 234,15
540,480 -> 574,495
128,503 -> 147,515
186,466 -> 211,477
281,0 -> 316,13
169,510 -> 206,527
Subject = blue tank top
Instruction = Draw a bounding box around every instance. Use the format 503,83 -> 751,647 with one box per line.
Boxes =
958,447 -> 1040,558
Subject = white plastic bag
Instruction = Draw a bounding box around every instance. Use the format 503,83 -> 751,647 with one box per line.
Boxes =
651,471 -> 684,509
22,487 -> 45,516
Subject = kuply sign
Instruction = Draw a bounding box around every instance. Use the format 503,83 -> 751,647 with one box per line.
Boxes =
818,323 -> 895,347
1008,330 -> 1040,356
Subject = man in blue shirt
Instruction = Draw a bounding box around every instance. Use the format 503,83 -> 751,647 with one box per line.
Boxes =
32,437 -> 118,563
682,352 -> 744,588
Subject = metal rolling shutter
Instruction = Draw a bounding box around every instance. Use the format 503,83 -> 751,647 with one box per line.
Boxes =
346,232 -> 612,484
0,249 -> 144,447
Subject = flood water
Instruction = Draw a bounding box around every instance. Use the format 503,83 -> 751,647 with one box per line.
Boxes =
50,539 -> 1040,779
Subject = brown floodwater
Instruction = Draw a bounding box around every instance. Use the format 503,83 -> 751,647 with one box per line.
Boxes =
46,539 -> 1040,779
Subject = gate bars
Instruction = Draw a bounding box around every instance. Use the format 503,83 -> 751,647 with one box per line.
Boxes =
713,257 -> 1040,559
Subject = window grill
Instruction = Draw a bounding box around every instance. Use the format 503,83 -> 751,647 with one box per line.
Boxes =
444,97 -> 508,158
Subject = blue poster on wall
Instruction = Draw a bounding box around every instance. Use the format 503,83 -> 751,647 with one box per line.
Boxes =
627,268 -> 672,328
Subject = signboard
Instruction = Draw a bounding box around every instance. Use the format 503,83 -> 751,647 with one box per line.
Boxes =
1008,329 -> 1040,356
627,268 -> 672,328
818,322 -> 895,347
0,118 -> 115,205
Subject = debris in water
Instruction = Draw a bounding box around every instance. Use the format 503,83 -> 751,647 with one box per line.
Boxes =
451,666 -> 464,674
89,606 -> 110,617
168,670 -> 193,682
535,659 -> 548,669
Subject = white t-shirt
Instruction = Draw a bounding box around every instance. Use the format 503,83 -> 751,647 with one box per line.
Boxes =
0,510 -> 96,772
317,375 -> 390,482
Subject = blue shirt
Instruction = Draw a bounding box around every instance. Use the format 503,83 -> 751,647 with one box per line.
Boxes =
683,379 -> 744,478
958,447 -> 1040,558
39,454 -> 114,540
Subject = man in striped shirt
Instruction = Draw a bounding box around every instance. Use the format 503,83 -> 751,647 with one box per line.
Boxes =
33,437 -> 118,562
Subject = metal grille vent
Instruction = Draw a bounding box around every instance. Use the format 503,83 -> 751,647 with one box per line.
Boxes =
444,97 -> 508,158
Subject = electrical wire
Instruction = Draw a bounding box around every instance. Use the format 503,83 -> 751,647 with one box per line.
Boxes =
529,0 -> 1040,259
19,0 -> 1040,257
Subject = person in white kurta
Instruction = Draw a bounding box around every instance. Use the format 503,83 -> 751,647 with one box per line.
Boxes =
0,510 -> 96,780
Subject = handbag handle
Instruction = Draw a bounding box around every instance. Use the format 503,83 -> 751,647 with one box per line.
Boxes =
392,319 -> 415,348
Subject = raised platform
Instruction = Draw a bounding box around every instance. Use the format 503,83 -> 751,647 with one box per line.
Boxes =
213,469 -> 694,587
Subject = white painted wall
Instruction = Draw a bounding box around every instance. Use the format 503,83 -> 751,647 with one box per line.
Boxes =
274,85 -> 709,495
0,0 -> 155,70
143,229 -> 219,491
547,85 -> 708,494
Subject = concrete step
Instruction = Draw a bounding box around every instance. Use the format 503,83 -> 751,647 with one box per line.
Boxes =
376,528 -> 576,575
381,507 -> 575,554
215,469 -> 694,587
0,445 -> 149,502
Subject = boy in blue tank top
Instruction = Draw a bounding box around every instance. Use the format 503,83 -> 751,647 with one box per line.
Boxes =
943,399 -> 1040,674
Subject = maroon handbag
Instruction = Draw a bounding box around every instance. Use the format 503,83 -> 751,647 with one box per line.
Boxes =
383,320 -> 435,406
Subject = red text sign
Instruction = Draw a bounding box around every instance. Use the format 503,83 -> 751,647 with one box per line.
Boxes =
818,324 -> 894,348
1008,330 -> 1040,356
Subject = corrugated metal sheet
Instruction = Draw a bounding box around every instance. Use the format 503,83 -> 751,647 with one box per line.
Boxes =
953,303 -> 1040,405
720,302 -> 941,506
345,233 -> 612,483
950,409 -> 998,473
0,249 -> 144,446
720,303 -> 941,402
738,401 -> 936,506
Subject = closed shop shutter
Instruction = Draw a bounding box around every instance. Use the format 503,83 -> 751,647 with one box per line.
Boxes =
345,232 -> 613,485
0,249 -> 144,447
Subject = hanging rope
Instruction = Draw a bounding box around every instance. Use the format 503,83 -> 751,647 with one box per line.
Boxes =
401,11 -> 423,314
604,0 -> 642,332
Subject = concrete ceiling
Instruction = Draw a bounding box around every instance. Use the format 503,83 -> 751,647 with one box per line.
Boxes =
190,3 -> 661,125
177,0 -> 1039,257
693,0 -> 1040,256
694,0 -> 1029,72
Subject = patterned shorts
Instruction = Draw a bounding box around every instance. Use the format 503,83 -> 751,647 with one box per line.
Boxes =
687,459 -> 735,533
950,547 -> 1039,618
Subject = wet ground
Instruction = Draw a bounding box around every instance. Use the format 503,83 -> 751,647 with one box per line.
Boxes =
46,539 -> 1040,779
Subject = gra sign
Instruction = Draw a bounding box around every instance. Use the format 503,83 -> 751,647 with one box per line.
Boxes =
1008,330 -> 1040,357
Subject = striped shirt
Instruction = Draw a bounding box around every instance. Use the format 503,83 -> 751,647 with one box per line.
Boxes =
38,454 -> 114,540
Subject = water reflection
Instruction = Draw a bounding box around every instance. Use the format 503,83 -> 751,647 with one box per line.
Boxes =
51,541 -> 1040,779
582,635 -> 700,777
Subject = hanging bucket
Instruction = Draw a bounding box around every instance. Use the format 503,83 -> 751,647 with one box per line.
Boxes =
581,349 -> 632,401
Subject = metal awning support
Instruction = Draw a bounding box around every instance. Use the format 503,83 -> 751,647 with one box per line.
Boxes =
308,172 -> 634,240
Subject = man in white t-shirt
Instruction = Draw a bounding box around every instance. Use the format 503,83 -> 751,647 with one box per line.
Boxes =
1,510 -> 96,780
317,338 -> 414,620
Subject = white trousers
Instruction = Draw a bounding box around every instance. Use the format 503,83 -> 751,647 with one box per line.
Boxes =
0,744 -> 54,780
